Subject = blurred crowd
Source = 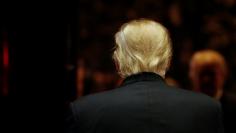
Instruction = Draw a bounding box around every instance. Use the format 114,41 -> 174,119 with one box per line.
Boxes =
76,0 -> 236,96
73,0 -> 236,132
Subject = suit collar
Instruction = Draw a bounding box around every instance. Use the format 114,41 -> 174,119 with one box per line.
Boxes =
122,72 -> 165,86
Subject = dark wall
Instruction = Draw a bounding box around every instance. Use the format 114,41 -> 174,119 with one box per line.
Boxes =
0,1 -> 77,132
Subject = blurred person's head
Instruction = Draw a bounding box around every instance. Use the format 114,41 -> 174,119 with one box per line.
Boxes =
189,50 -> 227,100
113,19 -> 172,78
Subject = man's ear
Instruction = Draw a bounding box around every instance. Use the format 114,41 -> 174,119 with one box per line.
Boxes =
114,61 -> 120,72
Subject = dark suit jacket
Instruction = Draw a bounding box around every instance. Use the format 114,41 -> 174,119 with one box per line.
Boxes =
65,72 -> 224,133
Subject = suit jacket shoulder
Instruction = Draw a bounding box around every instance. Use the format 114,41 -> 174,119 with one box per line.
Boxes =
66,72 -> 224,133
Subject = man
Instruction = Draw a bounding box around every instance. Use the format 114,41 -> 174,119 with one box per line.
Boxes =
189,50 -> 235,133
189,50 -> 227,100
65,19 -> 224,133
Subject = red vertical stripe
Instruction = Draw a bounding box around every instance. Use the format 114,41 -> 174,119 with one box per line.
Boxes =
3,40 -> 9,68
2,33 -> 9,96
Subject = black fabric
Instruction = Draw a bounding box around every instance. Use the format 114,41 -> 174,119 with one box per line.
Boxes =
65,72 -> 224,133
220,93 -> 236,133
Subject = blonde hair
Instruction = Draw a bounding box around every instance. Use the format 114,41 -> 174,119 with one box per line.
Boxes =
113,19 -> 172,78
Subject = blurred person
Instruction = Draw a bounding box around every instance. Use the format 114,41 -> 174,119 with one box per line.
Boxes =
83,69 -> 118,95
189,49 -> 236,133
65,19 -> 224,133
189,50 -> 227,100
76,57 -> 119,96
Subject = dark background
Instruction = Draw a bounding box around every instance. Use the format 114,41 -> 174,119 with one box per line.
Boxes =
0,0 -> 236,132
0,1 -> 76,132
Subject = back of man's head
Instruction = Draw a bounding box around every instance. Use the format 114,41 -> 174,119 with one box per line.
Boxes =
113,19 -> 172,78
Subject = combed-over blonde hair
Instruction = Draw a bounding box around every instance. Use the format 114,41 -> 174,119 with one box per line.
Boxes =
113,19 -> 172,78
